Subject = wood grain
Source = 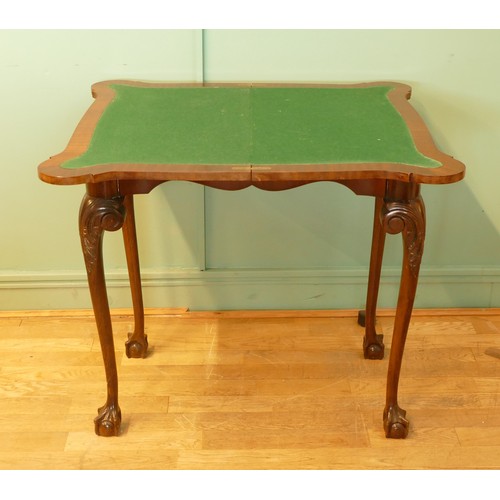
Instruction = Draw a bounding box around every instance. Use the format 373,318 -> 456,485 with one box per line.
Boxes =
1,308 -> 500,469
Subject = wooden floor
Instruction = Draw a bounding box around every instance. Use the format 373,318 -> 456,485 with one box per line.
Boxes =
1,307 -> 500,470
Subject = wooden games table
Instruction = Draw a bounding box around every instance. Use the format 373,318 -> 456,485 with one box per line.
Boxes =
38,80 -> 465,438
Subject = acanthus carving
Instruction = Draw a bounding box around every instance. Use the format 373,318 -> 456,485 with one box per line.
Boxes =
79,194 -> 125,274
381,196 -> 425,278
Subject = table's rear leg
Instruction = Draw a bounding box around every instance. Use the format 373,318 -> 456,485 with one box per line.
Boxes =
381,193 -> 425,438
122,195 -> 148,358
79,192 -> 125,436
359,196 -> 386,359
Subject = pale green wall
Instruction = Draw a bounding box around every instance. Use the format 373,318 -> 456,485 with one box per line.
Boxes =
1,29 -> 499,311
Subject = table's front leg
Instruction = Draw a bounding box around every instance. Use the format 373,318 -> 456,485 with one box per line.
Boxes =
381,190 -> 426,438
79,192 -> 125,436
122,195 -> 148,358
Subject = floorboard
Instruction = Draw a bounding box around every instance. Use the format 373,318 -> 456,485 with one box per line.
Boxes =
1,308 -> 500,472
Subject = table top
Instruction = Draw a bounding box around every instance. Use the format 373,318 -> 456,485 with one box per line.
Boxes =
38,80 -> 465,187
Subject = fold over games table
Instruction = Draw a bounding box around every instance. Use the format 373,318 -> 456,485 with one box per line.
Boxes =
38,80 -> 465,438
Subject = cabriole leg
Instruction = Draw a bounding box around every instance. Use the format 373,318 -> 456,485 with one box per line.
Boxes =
381,186 -> 426,438
122,195 -> 148,358
79,190 -> 125,436
359,196 -> 386,359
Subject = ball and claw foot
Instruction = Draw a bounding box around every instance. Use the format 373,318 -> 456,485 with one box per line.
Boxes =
384,404 -> 409,439
94,403 -> 121,437
358,311 -> 385,359
363,334 -> 385,359
125,332 -> 148,359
